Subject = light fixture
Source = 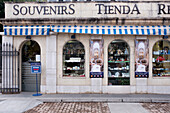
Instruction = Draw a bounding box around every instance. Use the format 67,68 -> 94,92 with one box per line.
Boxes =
71,34 -> 76,39
163,35 -> 168,39
26,36 -> 31,39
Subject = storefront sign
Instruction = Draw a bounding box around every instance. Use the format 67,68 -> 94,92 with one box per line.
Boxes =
90,38 -> 104,78
5,2 -> 170,19
135,39 -> 149,78
31,62 -> 41,73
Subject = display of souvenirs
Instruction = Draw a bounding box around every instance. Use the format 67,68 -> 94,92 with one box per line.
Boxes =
63,41 -> 85,77
152,41 -> 170,77
156,56 -> 165,62
108,40 -> 130,85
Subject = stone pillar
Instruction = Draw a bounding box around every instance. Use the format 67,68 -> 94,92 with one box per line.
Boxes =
135,36 -> 148,93
91,78 -> 102,93
46,35 -> 57,93
2,36 -> 13,88
90,36 -> 103,93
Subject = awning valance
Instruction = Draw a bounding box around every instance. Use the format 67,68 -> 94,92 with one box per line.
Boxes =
51,25 -> 170,36
4,25 -> 170,36
4,25 -> 50,36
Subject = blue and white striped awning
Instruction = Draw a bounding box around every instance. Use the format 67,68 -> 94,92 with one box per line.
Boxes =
4,25 -> 170,36
51,25 -> 170,35
4,25 -> 50,36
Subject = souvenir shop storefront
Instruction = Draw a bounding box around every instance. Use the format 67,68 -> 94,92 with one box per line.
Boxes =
0,1 -> 170,94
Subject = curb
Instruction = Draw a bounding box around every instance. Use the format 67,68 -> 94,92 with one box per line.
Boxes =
36,98 -> 170,103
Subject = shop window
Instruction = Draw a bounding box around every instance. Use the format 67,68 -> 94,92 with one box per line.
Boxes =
63,40 -> 85,77
153,40 -> 170,77
108,40 -> 130,85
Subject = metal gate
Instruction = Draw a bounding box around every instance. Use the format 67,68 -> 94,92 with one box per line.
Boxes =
0,43 -> 20,94
22,62 -> 40,92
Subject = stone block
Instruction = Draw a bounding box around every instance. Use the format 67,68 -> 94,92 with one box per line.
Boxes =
136,86 -> 147,93
91,78 -> 102,86
79,86 -> 91,93
46,86 -> 56,94
130,86 -> 136,93
136,78 -> 147,86
91,86 -> 102,93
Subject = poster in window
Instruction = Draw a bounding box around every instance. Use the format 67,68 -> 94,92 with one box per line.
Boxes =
135,39 -> 149,78
90,39 -> 104,78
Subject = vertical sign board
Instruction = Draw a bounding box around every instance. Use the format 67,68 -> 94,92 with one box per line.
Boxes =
135,39 -> 149,78
31,62 -> 41,73
90,38 -> 104,78
30,62 -> 42,96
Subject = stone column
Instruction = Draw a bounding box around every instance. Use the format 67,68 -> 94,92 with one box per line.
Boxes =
90,36 -> 103,93
46,35 -> 57,93
135,36 -> 148,93
91,78 -> 102,93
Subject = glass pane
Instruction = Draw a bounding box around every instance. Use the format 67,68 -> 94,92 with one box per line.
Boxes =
63,40 -> 85,77
22,40 -> 40,62
108,40 -> 130,85
153,40 -> 170,77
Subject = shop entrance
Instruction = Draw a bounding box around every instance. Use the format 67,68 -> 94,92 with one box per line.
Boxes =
21,40 -> 41,92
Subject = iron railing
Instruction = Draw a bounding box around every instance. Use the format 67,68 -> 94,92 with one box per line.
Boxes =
0,43 -> 20,94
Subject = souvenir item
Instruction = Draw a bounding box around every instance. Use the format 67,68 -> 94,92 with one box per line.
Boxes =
115,72 -> 120,77
124,48 -> 129,54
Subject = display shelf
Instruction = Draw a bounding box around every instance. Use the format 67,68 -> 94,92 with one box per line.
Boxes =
153,60 -> 170,63
108,77 -> 130,78
108,69 -> 129,71
64,69 -> 85,71
153,74 -> 170,77
63,54 -> 85,55
108,61 -> 130,63
153,54 -> 170,55
64,61 -> 85,63
108,54 -> 129,56
153,68 -> 170,71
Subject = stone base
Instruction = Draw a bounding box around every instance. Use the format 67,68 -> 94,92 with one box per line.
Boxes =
40,86 -> 170,94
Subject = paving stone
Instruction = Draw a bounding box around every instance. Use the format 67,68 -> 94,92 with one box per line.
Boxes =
25,102 -> 111,113
142,103 -> 170,113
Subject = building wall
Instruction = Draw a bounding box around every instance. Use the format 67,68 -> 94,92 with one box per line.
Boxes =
55,33 -> 170,94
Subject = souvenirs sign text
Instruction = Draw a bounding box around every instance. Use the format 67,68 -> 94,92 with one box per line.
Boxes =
5,2 -> 170,19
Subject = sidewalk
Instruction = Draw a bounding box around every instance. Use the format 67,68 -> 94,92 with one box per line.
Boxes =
1,92 -> 170,103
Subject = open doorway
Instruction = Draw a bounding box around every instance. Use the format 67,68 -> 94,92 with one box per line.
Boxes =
21,40 -> 41,92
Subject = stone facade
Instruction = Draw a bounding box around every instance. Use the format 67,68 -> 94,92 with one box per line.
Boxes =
0,1 -> 170,94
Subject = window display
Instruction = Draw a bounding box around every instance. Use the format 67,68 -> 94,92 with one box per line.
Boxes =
108,40 -> 130,85
63,40 -> 85,77
153,40 -> 170,77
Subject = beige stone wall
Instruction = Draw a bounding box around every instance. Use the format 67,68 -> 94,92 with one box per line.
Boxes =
57,34 -> 136,86
56,33 -> 170,87
10,33 -> 170,92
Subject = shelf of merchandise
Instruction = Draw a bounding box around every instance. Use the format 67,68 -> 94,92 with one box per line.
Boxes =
108,61 -> 130,63
108,40 -> 130,86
